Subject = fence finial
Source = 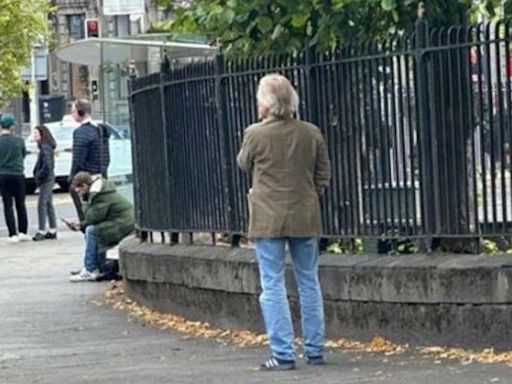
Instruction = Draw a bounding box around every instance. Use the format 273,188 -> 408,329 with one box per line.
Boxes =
128,59 -> 138,77
417,1 -> 426,19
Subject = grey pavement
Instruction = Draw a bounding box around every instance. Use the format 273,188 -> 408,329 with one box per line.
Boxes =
1,207 -> 512,383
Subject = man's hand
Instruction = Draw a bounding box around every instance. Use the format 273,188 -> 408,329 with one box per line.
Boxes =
69,219 -> 81,231
61,217 -> 81,231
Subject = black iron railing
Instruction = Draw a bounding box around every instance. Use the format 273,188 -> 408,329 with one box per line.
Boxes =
129,19 -> 512,243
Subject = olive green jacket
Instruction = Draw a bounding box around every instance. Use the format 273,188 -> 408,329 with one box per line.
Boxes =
237,116 -> 331,238
84,178 -> 134,251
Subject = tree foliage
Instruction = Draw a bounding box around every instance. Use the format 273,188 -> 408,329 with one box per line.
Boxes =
155,0 -> 508,56
0,0 -> 50,102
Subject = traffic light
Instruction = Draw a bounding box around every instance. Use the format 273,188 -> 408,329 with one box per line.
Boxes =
91,79 -> 99,101
85,19 -> 100,38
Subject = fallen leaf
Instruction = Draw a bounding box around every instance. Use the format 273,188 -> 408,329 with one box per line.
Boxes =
103,283 -> 512,367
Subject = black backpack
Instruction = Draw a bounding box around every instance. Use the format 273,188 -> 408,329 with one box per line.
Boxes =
97,259 -> 121,281
97,123 -> 111,177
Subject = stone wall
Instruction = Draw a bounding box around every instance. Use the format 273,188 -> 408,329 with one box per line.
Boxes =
120,238 -> 512,347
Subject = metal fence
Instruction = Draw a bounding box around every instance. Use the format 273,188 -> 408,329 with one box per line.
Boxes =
129,19 -> 512,242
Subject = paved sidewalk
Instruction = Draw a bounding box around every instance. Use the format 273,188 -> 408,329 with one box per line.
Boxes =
0,232 -> 510,384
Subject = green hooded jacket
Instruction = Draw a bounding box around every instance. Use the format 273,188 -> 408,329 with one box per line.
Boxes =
84,178 -> 134,252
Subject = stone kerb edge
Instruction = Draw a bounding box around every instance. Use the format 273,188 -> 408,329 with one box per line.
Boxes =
119,239 -> 512,305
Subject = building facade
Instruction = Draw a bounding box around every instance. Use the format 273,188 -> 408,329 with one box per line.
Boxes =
52,1 -> 169,119
16,0 -> 171,128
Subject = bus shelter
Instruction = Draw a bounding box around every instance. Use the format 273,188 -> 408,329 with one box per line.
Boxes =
56,36 -> 217,127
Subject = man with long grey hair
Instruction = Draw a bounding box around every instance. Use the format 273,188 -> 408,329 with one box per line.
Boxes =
237,73 -> 331,371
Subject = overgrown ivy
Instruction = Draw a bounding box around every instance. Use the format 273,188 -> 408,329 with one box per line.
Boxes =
154,0 -> 508,57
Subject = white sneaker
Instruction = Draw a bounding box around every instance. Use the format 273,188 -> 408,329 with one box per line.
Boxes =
69,268 -> 100,282
18,233 -> 30,242
8,236 -> 19,243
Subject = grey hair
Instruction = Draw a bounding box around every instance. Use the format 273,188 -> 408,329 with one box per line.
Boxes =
256,74 -> 299,118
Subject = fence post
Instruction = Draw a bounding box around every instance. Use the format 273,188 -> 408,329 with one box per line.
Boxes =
305,41 -> 319,125
415,9 -> 437,248
215,54 -> 240,247
170,232 -> 179,245
158,70 -> 178,245
305,40 -> 332,246
127,69 -> 145,241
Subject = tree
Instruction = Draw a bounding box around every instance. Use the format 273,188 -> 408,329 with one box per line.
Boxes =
0,0 -> 50,104
155,0 -> 507,56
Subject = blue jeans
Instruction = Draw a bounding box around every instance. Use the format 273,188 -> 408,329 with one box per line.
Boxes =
255,237 -> 325,361
84,226 -> 105,272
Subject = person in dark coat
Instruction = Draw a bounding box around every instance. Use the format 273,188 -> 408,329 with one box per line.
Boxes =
69,98 -> 110,221
0,115 -> 29,243
67,171 -> 134,282
32,125 -> 58,241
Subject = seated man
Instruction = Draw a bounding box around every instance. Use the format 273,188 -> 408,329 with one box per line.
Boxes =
67,171 -> 134,282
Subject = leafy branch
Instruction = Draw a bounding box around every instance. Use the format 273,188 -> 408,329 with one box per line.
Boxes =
154,0 -> 509,57
0,0 -> 50,103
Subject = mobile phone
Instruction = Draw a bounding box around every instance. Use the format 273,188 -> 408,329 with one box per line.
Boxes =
59,217 -> 76,230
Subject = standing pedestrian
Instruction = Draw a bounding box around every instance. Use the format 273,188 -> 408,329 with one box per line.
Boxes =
69,98 -> 110,221
237,74 -> 331,371
32,125 -> 58,241
0,115 -> 29,242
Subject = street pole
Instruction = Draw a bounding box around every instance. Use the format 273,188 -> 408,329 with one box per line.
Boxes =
29,47 -> 40,128
100,42 -> 106,124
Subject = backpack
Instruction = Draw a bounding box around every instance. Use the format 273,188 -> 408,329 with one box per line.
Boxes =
97,259 -> 121,281
96,123 -> 111,177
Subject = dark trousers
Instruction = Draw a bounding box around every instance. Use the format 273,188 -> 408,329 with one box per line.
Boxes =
0,174 -> 28,237
38,180 -> 57,231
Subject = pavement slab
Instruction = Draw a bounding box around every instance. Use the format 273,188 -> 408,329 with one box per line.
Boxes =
1,232 -> 511,384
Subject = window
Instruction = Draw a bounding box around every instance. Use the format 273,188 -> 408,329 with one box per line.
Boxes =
115,15 -> 130,37
67,14 -> 85,40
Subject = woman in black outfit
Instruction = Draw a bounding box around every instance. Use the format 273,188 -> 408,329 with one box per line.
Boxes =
32,125 -> 58,241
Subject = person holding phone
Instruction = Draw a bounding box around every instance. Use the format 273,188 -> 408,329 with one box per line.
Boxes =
67,171 -> 134,282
